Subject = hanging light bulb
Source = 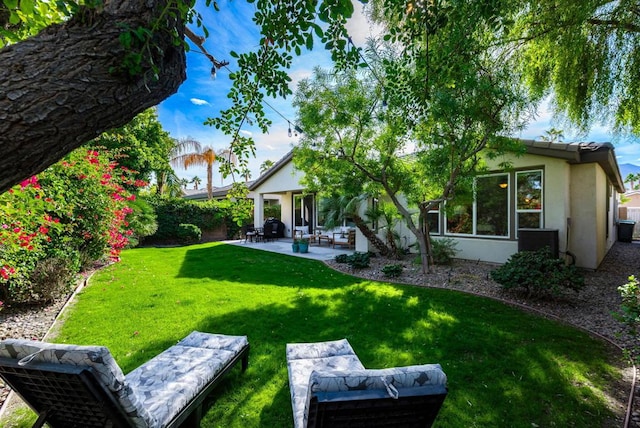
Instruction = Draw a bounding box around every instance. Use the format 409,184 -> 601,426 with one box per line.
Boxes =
288,124 -> 292,137
210,66 -> 217,80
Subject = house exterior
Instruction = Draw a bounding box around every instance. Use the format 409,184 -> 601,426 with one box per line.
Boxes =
250,140 -> 625,270
183,181 -> 281,206
250,151 -> 309,237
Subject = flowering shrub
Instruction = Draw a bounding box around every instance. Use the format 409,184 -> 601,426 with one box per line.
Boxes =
0,148 -> 144,304
615,275 -> 640,333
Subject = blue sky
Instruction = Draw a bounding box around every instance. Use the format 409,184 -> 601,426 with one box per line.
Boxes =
157,1 -> 640,187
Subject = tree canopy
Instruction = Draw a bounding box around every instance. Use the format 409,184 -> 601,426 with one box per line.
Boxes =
1,0 -> 639,196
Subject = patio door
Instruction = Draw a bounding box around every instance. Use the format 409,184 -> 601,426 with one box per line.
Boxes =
294,194 -> 315,232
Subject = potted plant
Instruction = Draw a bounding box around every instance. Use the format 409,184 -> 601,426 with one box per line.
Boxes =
299,238 -> 309,253
292,239 -> 300,253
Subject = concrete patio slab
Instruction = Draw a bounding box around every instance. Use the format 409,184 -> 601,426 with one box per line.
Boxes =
225,238 -> 354,261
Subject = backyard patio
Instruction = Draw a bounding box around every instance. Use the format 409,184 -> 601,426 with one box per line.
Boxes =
228,237 -> 354,261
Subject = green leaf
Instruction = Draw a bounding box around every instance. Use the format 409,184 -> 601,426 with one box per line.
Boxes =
20,0 -> 34,15
8,11 -> 20,24
306,33 -> 314,50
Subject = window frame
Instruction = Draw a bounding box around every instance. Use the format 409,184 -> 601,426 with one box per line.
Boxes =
444,172 -> 511,238
515,169 -> 544,232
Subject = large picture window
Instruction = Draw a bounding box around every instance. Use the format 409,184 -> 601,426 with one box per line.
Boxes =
446,173 -> 509,237
516,170 -> 543,229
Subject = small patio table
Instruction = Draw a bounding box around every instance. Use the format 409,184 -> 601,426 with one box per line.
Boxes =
317,235 -> 333,246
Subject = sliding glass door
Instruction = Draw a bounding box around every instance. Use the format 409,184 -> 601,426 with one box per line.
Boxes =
293,194 -> 315,232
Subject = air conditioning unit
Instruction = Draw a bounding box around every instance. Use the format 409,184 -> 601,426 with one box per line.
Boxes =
518,229 -> 559,259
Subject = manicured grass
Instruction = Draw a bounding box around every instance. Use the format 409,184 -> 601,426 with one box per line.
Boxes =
51,242 -> 623,427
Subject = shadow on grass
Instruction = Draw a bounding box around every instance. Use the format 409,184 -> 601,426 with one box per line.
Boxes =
169,283 -> 620,427
176,244 -> 351,289
71,243 -> 623,427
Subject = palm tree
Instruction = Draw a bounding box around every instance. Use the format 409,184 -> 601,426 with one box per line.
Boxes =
171,138 -> 218,199
538,128 -> 565,143
191,176 -> 201,190
260,160 -> 275,175
240,168 -> 252,182
320,194 -> 393,257
366,201 -> 403,259
625,173 -> 639,191
215,147 -> 238,185
154,168 -> 183,197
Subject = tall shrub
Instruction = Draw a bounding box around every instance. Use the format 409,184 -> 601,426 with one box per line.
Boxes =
146,197 -> 225,242
490,248 -> 584,298
0,149 -> 143,304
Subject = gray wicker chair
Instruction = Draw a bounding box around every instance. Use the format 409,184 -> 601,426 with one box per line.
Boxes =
286,339 -> 447,428
0,332 -> 249,428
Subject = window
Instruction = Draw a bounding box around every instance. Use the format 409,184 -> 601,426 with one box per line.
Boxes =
476,174 -> 509,236
294,194 -> 315,229
446,173 -> 509,237
426,210 -> 439,234
516,170 -> 543,229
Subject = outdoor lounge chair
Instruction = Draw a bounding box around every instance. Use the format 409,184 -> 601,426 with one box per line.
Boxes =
0,331 -> 249,428
332,229 -> 355,249
286,338 -> 448,428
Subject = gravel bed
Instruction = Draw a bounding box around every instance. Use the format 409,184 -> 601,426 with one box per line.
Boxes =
0,296 -> 70,406
1,243 -> 639,424
327,241 -> 640,353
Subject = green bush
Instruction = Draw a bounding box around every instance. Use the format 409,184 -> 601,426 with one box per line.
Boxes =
176,224 -> 202,244
430,238 -> 458,265
335,254 -> 349,263
27,257 -> 78,303
615,275 -> 640,333
382,264 -> 403,277
147,197 -> 224,242
347,252 -> 370,269
126,197 -> 158,247
334,252 -> 370,269
490,247 -> 584,298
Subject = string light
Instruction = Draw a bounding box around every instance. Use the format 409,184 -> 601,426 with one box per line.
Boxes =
188,28 -> 303,138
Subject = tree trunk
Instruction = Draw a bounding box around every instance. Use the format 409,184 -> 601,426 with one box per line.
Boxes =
0,0 -> 187,193
352,214 -> 393,257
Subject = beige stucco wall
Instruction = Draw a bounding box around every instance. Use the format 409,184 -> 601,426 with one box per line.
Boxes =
569,164 -> 617,268
382,152 -> 614,269
445,153 -> 573,264
252,162 -> 306,238
569,164 -> 599,268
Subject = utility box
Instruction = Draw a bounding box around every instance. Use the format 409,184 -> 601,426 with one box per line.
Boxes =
518,229 -> 559,258
618,220 -> 636,243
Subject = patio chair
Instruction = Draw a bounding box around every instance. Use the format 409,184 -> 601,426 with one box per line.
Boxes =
286,338 -> 448,428
0,331 -> 249,428
332,229 -> 355,249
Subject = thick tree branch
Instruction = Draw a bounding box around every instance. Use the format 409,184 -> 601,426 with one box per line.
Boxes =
0,0 -> 188,193
587,18 -> 640,32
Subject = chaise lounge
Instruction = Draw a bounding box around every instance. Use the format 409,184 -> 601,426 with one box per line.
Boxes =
0,331 -> 249,428
286,338 -> 448,428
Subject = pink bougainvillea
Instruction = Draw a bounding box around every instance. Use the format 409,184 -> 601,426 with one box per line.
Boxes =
0,148 -> 144,296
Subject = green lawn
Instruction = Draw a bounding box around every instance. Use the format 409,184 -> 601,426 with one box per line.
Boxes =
50,242 -> 624,427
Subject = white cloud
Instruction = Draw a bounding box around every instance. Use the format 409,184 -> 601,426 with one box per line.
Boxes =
345,2 -> 382,46
190,98 -> 210,106
240,130 -> 253,137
